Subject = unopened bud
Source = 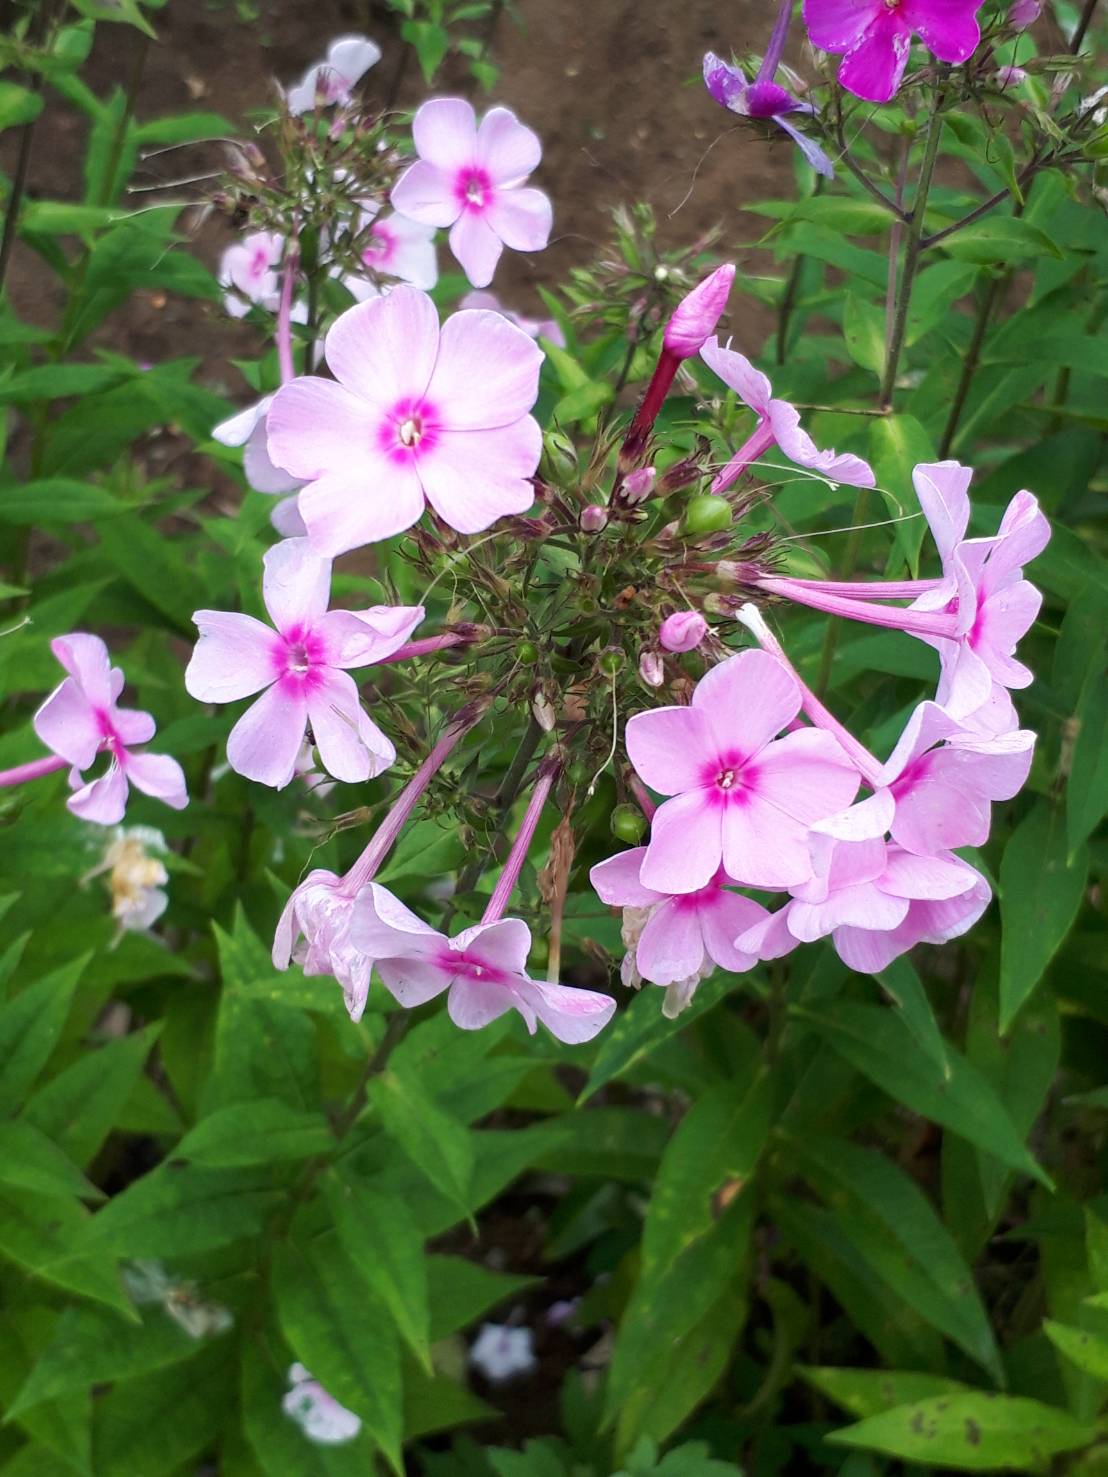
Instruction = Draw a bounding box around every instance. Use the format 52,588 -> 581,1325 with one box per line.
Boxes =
639,649 -> 665,687
1008,0 -> 1040,27
531,686 -> 557,732
623,467 -> 657,504
659,610 -> 708,653
715,559 -> 762,586
994,65 -> 1028,87
682,494 -> 732,535
598,648 -> 625,677
611,803 -> 647,844
544,428 -> 578,479
580,504 -> 608,533
663,264 -> 735,359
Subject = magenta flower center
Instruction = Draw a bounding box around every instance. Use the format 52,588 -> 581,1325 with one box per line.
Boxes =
362,227 -> 393,267
456,167 -> 493,213
276,625 -> 326,685
442,948 -> 510,986
701,751 -> 757,808
250,245 -> 271,280
381,396 -> 441,461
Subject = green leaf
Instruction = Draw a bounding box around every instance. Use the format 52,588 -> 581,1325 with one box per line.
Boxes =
0,82 -> 45,129
132,112 -> 234,145
370,1068 -> 475,1220
940,217 -> 1064,263
326,1175 -> 432,1372
273,1235 -> 403,1474
828,1394 -> 1097,1471
867,414 -> 938,574
0,365 -> 127,403
876,957 -> 949,1077
1069,663 -> 1108,856
0,478 -> 125,524
426,1255 -> 539,1341
94,516 -> 207,636
401,18 -> 450,81
795,999 -> 1050,1185
905,261 -> 978,346
999,800 -> 1088,1030
0,1120 -> 101,1203
0,955 -> 88,1116
403,1366 -> 497,1441
174,1098 -> 332,1168
92,1346 -> 236,1477
0,1190 -> 131,1316
782,197 -> 895,236
1044,1320 -> 1108,1382
799,1365 -> 974,1418
843,295 -> 886,377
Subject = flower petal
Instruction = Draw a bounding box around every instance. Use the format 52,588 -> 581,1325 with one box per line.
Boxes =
306,669 -> 395,784
266,377 -> 372,480
413,96 -> 478,172
699,890 -> 767,971
475,106 -> 542,182
376,955 -> 455,1008
262,538 -> 331,634
516,979 -> 616,1044
298,458 -> 427,556
750,727 -> 861,824
431,308 -> 543,430
123,751 -> 188,810
186,611 -> 281,703
625,705 -> 714,796
418,420 -> 539,535
737,904 -> 800,960
324,288 -> 440,404
913,461 -> 973,567
838,12 -> 911,103
636,898 -> 706,985
449,211 -> 504,289
391,160 -> 462,229
68,764 -> 129,826
720,794 -> 814,888
589,847 -> 662,907
880,847 -> 979,900
318,604 -> 424,669
803,0 -> 880,54
448,976 -> 517,1031
328,35 -> 382,84
50,633 -> 114,710
693,649 -> 801,760
773,114 -> 837,179
902,0 -> 982,60
485,187 -> 553,252
699,338 -> 773,416
640,790 -> 723,894
226,683 -> 308,789
768,400 -> 874,486
33,678 -> 101,770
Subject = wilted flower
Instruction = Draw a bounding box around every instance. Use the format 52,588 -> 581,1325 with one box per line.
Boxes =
284,35 -> 381,115
87,826 -> 170,935
123,1260 -> 233,1339
704,52 -> 834,178
282,1364 -> 362,1445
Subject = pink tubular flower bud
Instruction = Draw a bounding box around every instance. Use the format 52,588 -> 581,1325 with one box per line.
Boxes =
580,504 -> 608,532
639,649 -> 665,687
994,65 -> 1028,87
623,467 -> 657,504
663,265 -> 735,360
659,611 -> 708,652
1008,0 -> 1040,27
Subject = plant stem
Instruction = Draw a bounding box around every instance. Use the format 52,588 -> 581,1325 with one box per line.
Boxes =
880,86 -> 946,409
481,759 -> 559,924
0,111 -> 38,297
1070,0 -> 1099,50
938,274 -> 1003,456
884,138 -> 910,363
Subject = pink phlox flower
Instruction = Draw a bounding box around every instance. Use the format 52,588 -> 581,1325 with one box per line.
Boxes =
803,0 -> 984,103
658,610 -> 708,653
185,538 -> 423,790
700,337 -> 876,490
738,834 -> 989,973
391,97 -> 552,289
908,461 -> 1050,718
284,35 -> 381,115
346,204 -> 438,295
219,231 -> 284,319
272,868 -> 369,1020
460,290 -> 566,347
703,52 -> 835,178
32,634 -> 187,826
212,395 -> 307,536
267,286 -> 543,552
625,649 -> 861,894
469,1324 -> 537,1383
875,698 -> 1035,855
351,883 -> 616,1043
590,847 -> 766,1016
282,1363 -> 362,1446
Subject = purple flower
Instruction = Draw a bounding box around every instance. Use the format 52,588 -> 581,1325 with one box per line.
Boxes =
391,98 -> 552,289
803,0 -> 984,104
33,634 -> 188,826
267,287 -> 544,551
272,869 -> 371,1021
352,884 -> 616,1043
704,52 -> 834,178
185,538 -> 423,789
663,263 -> 736,358
284,35 -> 381,115
625,649 -> 860,894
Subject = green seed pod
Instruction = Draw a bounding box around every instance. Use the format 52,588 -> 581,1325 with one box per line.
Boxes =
518,641 -> 540,665
611,803 -> 647,843
598,647 -> 625,676
683,494 -> 732,534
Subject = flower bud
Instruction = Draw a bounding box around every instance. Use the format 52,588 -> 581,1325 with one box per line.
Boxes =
580,504 -> 608,533
663,264 -> 735,359
994,65 -> 1028,87
531,686 -> 556,732
598,648 -> 625,676
611,803 -> 647,844
638,649 -> 665,687
659,611 -> 708,652
682,494 -> 732,534
1008,0 -> 1040,27
623,467 -> 657,504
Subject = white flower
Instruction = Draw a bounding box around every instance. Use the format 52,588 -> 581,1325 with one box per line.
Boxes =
85,827 -> 170,936
469,1323 -> 537,1383
282,1365 -> 362,1445
122,1260 -> 233,1338
285,36 -> 381,115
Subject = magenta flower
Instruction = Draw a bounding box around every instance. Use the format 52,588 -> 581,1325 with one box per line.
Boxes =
272,869 -> 370,1020
704,52 -> 834,178
738,835 -> 989,973
267,287 -> 543,552
352,883 -> 616,1043
803,0 -> 984,104
219,231 -> 284,319
284,35 -> 381,115
460,290 -> 566,347
185,538 -> 423,789
626,650 -> 860,894
212,395 -> 306,536
701,338 -> 875,493
590,847 -> 766,1014
658,611 -> 708,653
346,205 -> 438,295
32,634 -> 188,826
391,98 -> 552,289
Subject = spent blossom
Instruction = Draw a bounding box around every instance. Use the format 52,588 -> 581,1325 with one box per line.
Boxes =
703,52 -> 834,179
267,287 -> 543,550
32,634 -> 188,826
185,538 -> 423,789
803,0 -> 985,104
391,97 -> 552,288
284,35 -> 381,115
283,1364 -> 362,1445
86,826 -> 170,935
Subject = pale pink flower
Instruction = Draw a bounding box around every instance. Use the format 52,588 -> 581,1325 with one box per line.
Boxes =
590,847 -> 766,1014
460,290 -> 565,346
346,204 -> 438,295
185,538 -> 423,789
352,883 -> 616,1042
33,634 -> 188,826
212,395 -> 306,536
272,869 -> 370,1020
283,1364 -> 362,1445
284,35 -> 381,115
803,0 -> 984,103
626,649 -> 860,894
994,65 -> 1028,87
701,338 -> 875,493
267,287 -> 543,551
469,1325 -> 537,1383
219,231 -> 284,319
658,611 -> 708,653
391,98 -> 552,289
739,837 -> 991,973
623,467 -> 657,503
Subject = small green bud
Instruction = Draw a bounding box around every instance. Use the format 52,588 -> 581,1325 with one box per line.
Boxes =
611,803 -> 647,843
598,648 -> 625,676
518,641 -> 539,665
683,494 -> 732,534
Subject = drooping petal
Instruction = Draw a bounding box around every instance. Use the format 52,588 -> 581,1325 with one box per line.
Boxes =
327,35 -> 382,85
838,12 -> 912,103
413,96 -> 478,172
589,847 -> 662,907
447,975 -> 517,1031
789,882 -> 909,941
692,649 -> 800,760
913,461 -> 973,567
515,978 -> 616,1044
390,160 -> 462,229
351,881 -> 441,956
226,683 -> 308,790
266,377 -> 372,480
485,188 -> 553,252
768,400 -> 875,486
699,338 -> 773,417
123,751 -> 188,810
50,633 -> 114,710
431,309 -> 544,430
625,706 -> 715,796
736,904 -> 801,961
454,917 -> 534,975
418,420 -> 540,534
635,898 -> 707,985
324,288 -> 440,405
245,413 -> 303,496
306,669 -> 395,783
68,763 -> 129,826
773,114 -> 837,179
475,106 -> 542,182
261,538 -> 332,635
902,0 -> 982,61
212,397 -> 268,448
111,706 -> 156,747
270,495 -> 308,539
318,604 -> 424,669
640,790 -> 723,894
449,211 -> 504,289
376,954 -> 455,1008
32,678 -> 102,770
186,611 -> 281,703
297,459 -> 427,555
833,917 -> 916,972
880,847 -> 979,900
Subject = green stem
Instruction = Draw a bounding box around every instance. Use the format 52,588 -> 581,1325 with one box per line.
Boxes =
938,274 -> 1003,457
879,86 -> 946,409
